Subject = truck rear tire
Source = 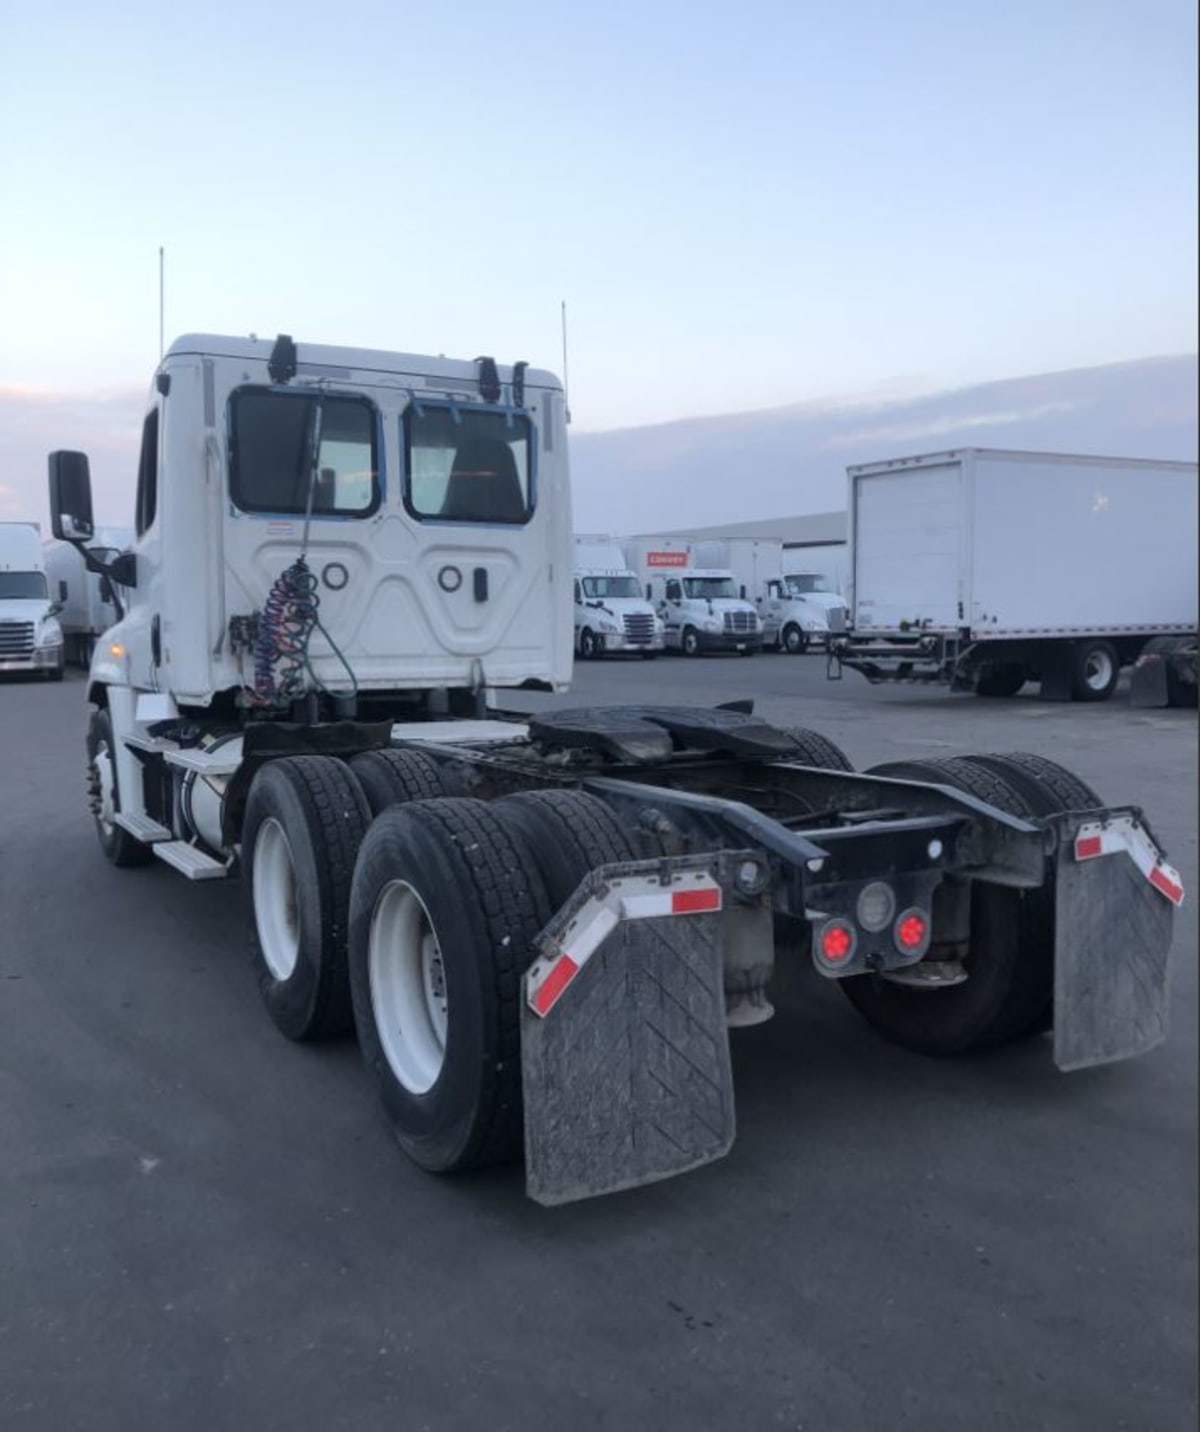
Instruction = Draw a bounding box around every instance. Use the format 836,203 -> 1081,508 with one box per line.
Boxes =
959,751 -> 1101,813
86,707 -> 152,868
840,757 -> 1052,1055
243,755 -> 372,1042
1071,639 -> 1119,702
493,788 -> 641,906
974,662 -> 1026,697
347,798 -> 552,1173
779,726 -> 854,771
349,748 -> 449,818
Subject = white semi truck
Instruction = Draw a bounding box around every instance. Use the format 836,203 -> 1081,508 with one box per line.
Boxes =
694,537 -> 847,653
833,448 -> 1199,701
44,525 -> 134,666
572,536 -> 664,658
47,335 -> 1185,1205
0,521 -> 64,681
623,537 -> 763,655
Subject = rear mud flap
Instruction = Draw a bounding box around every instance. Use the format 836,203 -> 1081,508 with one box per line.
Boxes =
1129,655 -> 1171,708
1053,813 -> 1178,1071
521,860 -> 735,1206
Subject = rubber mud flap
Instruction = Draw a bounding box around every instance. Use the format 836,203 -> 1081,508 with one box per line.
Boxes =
521,874 -> 735,1206
1052,816 -> 1175,1071
1129,651 -> 1171,708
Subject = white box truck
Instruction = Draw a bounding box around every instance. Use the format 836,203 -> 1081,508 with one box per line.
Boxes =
695,537 -> 847,653
833,448 -> 1199,701
0,521 -> 64,680
623,537 -> 762,655
572,536 -> 664,658
44,525 -> 134,666
43,337 -> 1186,1207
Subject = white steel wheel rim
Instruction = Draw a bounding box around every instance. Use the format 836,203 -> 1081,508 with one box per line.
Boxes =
94,740 -> 116,835
253,818 -> 301,982
369,879 -> 449,1095
1084,648 -> 1115,691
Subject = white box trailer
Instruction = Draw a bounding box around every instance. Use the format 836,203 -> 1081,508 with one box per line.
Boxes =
44,525 -> 134,666
834,448 -> 1199,701
783,540 -> 847,596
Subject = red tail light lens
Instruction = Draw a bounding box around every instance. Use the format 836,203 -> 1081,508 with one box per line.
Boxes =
894,909 -> 929,954
819,919 -> 856,963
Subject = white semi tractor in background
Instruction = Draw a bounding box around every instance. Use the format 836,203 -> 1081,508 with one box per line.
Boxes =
0,521 -> 64,681
44,525 -> 134,666
623,537 -> 763,654
46,335 -> 1185,1206
572,536 -> 664,658
694,537 -> 847,652
833,447 -> 1199,701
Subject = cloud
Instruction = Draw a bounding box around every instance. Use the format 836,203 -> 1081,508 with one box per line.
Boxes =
823,399 -> 1089,450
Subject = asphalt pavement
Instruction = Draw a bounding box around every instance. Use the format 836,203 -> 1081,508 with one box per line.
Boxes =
1,658 -> 1196,1432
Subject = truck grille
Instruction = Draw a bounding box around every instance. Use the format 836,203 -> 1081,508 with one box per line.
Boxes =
827,605 -> 847,633
723,611 -> 756,634
0,621 -> 34,658
622,613 -> 655,645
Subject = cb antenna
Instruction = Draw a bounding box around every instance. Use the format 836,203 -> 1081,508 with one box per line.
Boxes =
560,299 -> 572,426
158,246 -> 165,361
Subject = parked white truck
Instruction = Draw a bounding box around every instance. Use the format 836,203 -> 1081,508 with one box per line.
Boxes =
624,537 -> 762,654
46,337 -> 1185,1206
695,537 -> 846,652
832,448 -> 1199,701
0,522 -> 64,681
44,525 -> 134,666
572,536 -> 664,658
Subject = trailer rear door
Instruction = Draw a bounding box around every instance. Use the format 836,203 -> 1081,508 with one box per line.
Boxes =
852,462 -> 965,631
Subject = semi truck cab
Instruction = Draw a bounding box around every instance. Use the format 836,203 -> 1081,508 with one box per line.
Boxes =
0,522 -> 64,680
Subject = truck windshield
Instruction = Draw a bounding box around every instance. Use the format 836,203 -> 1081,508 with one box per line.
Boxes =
683,577 -> 736,599
229,389 -> 379,517
786,574 -> 833,595
0,572 -> 48,600
404,406 -> 532,524
581,576 -> 639,599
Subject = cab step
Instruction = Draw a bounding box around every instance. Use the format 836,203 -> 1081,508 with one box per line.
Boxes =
153,841 -> 229,880
114,812 -> 172,842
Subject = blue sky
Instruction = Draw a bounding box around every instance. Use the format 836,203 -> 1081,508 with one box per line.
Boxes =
1,0 -> 1196,432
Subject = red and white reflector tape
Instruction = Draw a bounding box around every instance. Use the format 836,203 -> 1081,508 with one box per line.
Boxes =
526,874 -> 723,1018
1074,817 -> 1185,907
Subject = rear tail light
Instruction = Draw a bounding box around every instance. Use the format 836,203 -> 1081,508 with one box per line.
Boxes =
894,909 -> 930,956
818,919 -> 857,965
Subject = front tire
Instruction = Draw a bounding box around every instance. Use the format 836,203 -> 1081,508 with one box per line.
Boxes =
348,798 -> 552,1173
86,707 -> 152,867
681,627 -> 701,657
579,628 -> 598,661
243,756 -> 372,1042
782,624 -> 808,655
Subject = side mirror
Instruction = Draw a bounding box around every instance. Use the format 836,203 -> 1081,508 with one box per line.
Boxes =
49,450 -> 95,541
58,580 -> 68,603
109,552 -> 138,589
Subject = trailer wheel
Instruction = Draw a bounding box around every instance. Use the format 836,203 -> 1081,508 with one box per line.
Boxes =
349,748 -> 450,818
681,627 -> 701,657
839,757 -> 1052,1055
579,628 -> 598,660
779,726 -> 854,771
1071,639 -> 1119,702
348,798 -> 552,1173
974,662 -> 1026,697
243,755 -> 372,1042
782,624 -> 808,655
493,788 -> 641,906
86,707 -> 152,868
